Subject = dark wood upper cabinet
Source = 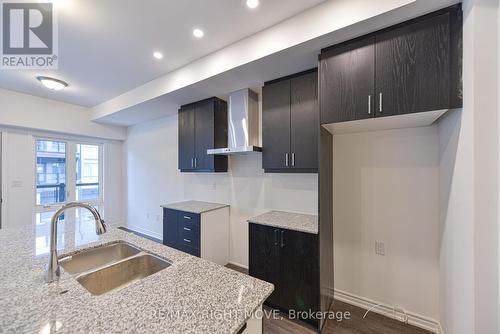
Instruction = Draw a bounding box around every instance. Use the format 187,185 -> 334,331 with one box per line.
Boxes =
320,36 -> 375,124
194,99 -> 215,171
319,5 -> 462,124
291,71 -> 319,170
262,78 -> 291,171
262,69 -> 319,173
375,12 -> 451,117
178,105 -> 196,171
178,97 -> 228,172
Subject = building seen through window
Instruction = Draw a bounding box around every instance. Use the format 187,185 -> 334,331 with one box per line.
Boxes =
36,140 -> 66,205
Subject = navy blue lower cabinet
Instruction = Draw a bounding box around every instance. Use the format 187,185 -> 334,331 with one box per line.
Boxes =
163,208 -> 201,256
162,207 -> 229,265
249,223 -> 320,328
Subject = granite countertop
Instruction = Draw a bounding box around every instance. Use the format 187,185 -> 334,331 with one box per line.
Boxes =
161,200 -> 229,214
0,224 -> 272,333
247,210 -> 318,234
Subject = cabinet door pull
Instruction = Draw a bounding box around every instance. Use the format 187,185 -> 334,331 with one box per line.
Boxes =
183,216 -> 191,220
291,153 -> 295,167
274,229 -> 279,246
183,238 -> 191,243
191,157 -> 194,168
280,230 -> 284,248
183,227 -> 191,231
368,95 -> 372,115
285,153 -> 289,167
194,157 -> 197,168
379,93 -> 383,113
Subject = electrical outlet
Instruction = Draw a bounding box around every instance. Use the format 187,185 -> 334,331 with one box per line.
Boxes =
375,241 -> 385,256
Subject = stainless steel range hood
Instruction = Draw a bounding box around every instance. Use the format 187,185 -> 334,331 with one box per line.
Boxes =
207,89 -> 261,155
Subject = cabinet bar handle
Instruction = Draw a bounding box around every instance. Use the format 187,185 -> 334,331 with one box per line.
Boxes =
379,93 -> 383,113
280,231 -> 284,248
291,153 -> 295,167
274,229 -> 279,246
183,238 -> 191,243
191,157 -> 194,168
368,95 -> 372,114
183,216 -> 191,220
183,227 -> 191,231
194,157 -> 197,168
285,153 -> 289,167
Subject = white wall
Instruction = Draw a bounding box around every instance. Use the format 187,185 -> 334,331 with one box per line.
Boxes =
0,88 -> 125,141
333,126 -> 440,322
1,129 -> 36,228
438,1 -> 500,333
0,127 -> 124,229
124,113 -> 318,267
0,88 -> 125,229
438,109 -> 475,334
468,0 -> 500,333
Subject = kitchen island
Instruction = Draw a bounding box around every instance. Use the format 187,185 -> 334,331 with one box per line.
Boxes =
0,224 -> 273,333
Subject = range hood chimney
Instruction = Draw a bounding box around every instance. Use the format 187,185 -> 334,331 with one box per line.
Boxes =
207,89 -> 261,155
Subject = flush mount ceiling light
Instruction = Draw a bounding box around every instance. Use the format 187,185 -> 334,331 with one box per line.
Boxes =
36,76 -> 68,91
153,51 -> 164,59
193,28 -> 204,38
246,0 -> 259,9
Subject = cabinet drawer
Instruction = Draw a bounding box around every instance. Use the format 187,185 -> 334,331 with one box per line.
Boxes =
178,234 -> 199,248
178,211 -> 200,228
178,224 -> 200,245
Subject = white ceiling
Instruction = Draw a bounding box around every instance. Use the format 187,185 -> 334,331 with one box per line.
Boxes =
0,0 -> 326,107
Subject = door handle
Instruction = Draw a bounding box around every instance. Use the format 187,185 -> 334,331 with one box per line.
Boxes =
183,238 -> 191,243
194,157 -> 197,168
183,227 -> 191,231
280,230 -> 284,248
368,95 -> 372,115
191,157 -> 194,168
379,93 -> 383,113
285,153 -> 289,167
291,153 -> 295,167
274,229 -> 279,246
183,216 -> 191,220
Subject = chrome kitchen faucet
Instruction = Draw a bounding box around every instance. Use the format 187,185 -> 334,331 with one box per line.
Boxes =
45,202 -> 107,283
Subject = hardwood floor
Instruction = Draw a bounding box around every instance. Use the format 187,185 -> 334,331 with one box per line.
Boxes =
225,264 -> 432,334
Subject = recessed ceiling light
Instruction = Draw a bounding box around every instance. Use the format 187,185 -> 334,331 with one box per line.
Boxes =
246,0 -> 259,9
193,28 -> 204,38
153,51 -> 164,59
36,76 -> 68,91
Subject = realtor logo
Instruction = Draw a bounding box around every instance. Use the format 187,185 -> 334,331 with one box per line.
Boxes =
1,1 -> 58,69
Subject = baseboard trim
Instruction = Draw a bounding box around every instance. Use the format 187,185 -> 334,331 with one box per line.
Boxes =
332,289 -> 443,334
124,224 -> 162,241
228,261 -> 249,270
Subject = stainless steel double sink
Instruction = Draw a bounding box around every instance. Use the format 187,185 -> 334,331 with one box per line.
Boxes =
59,241 -> 170,296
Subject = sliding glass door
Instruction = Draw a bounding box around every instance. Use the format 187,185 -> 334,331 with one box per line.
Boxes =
34,138 -> 103,253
